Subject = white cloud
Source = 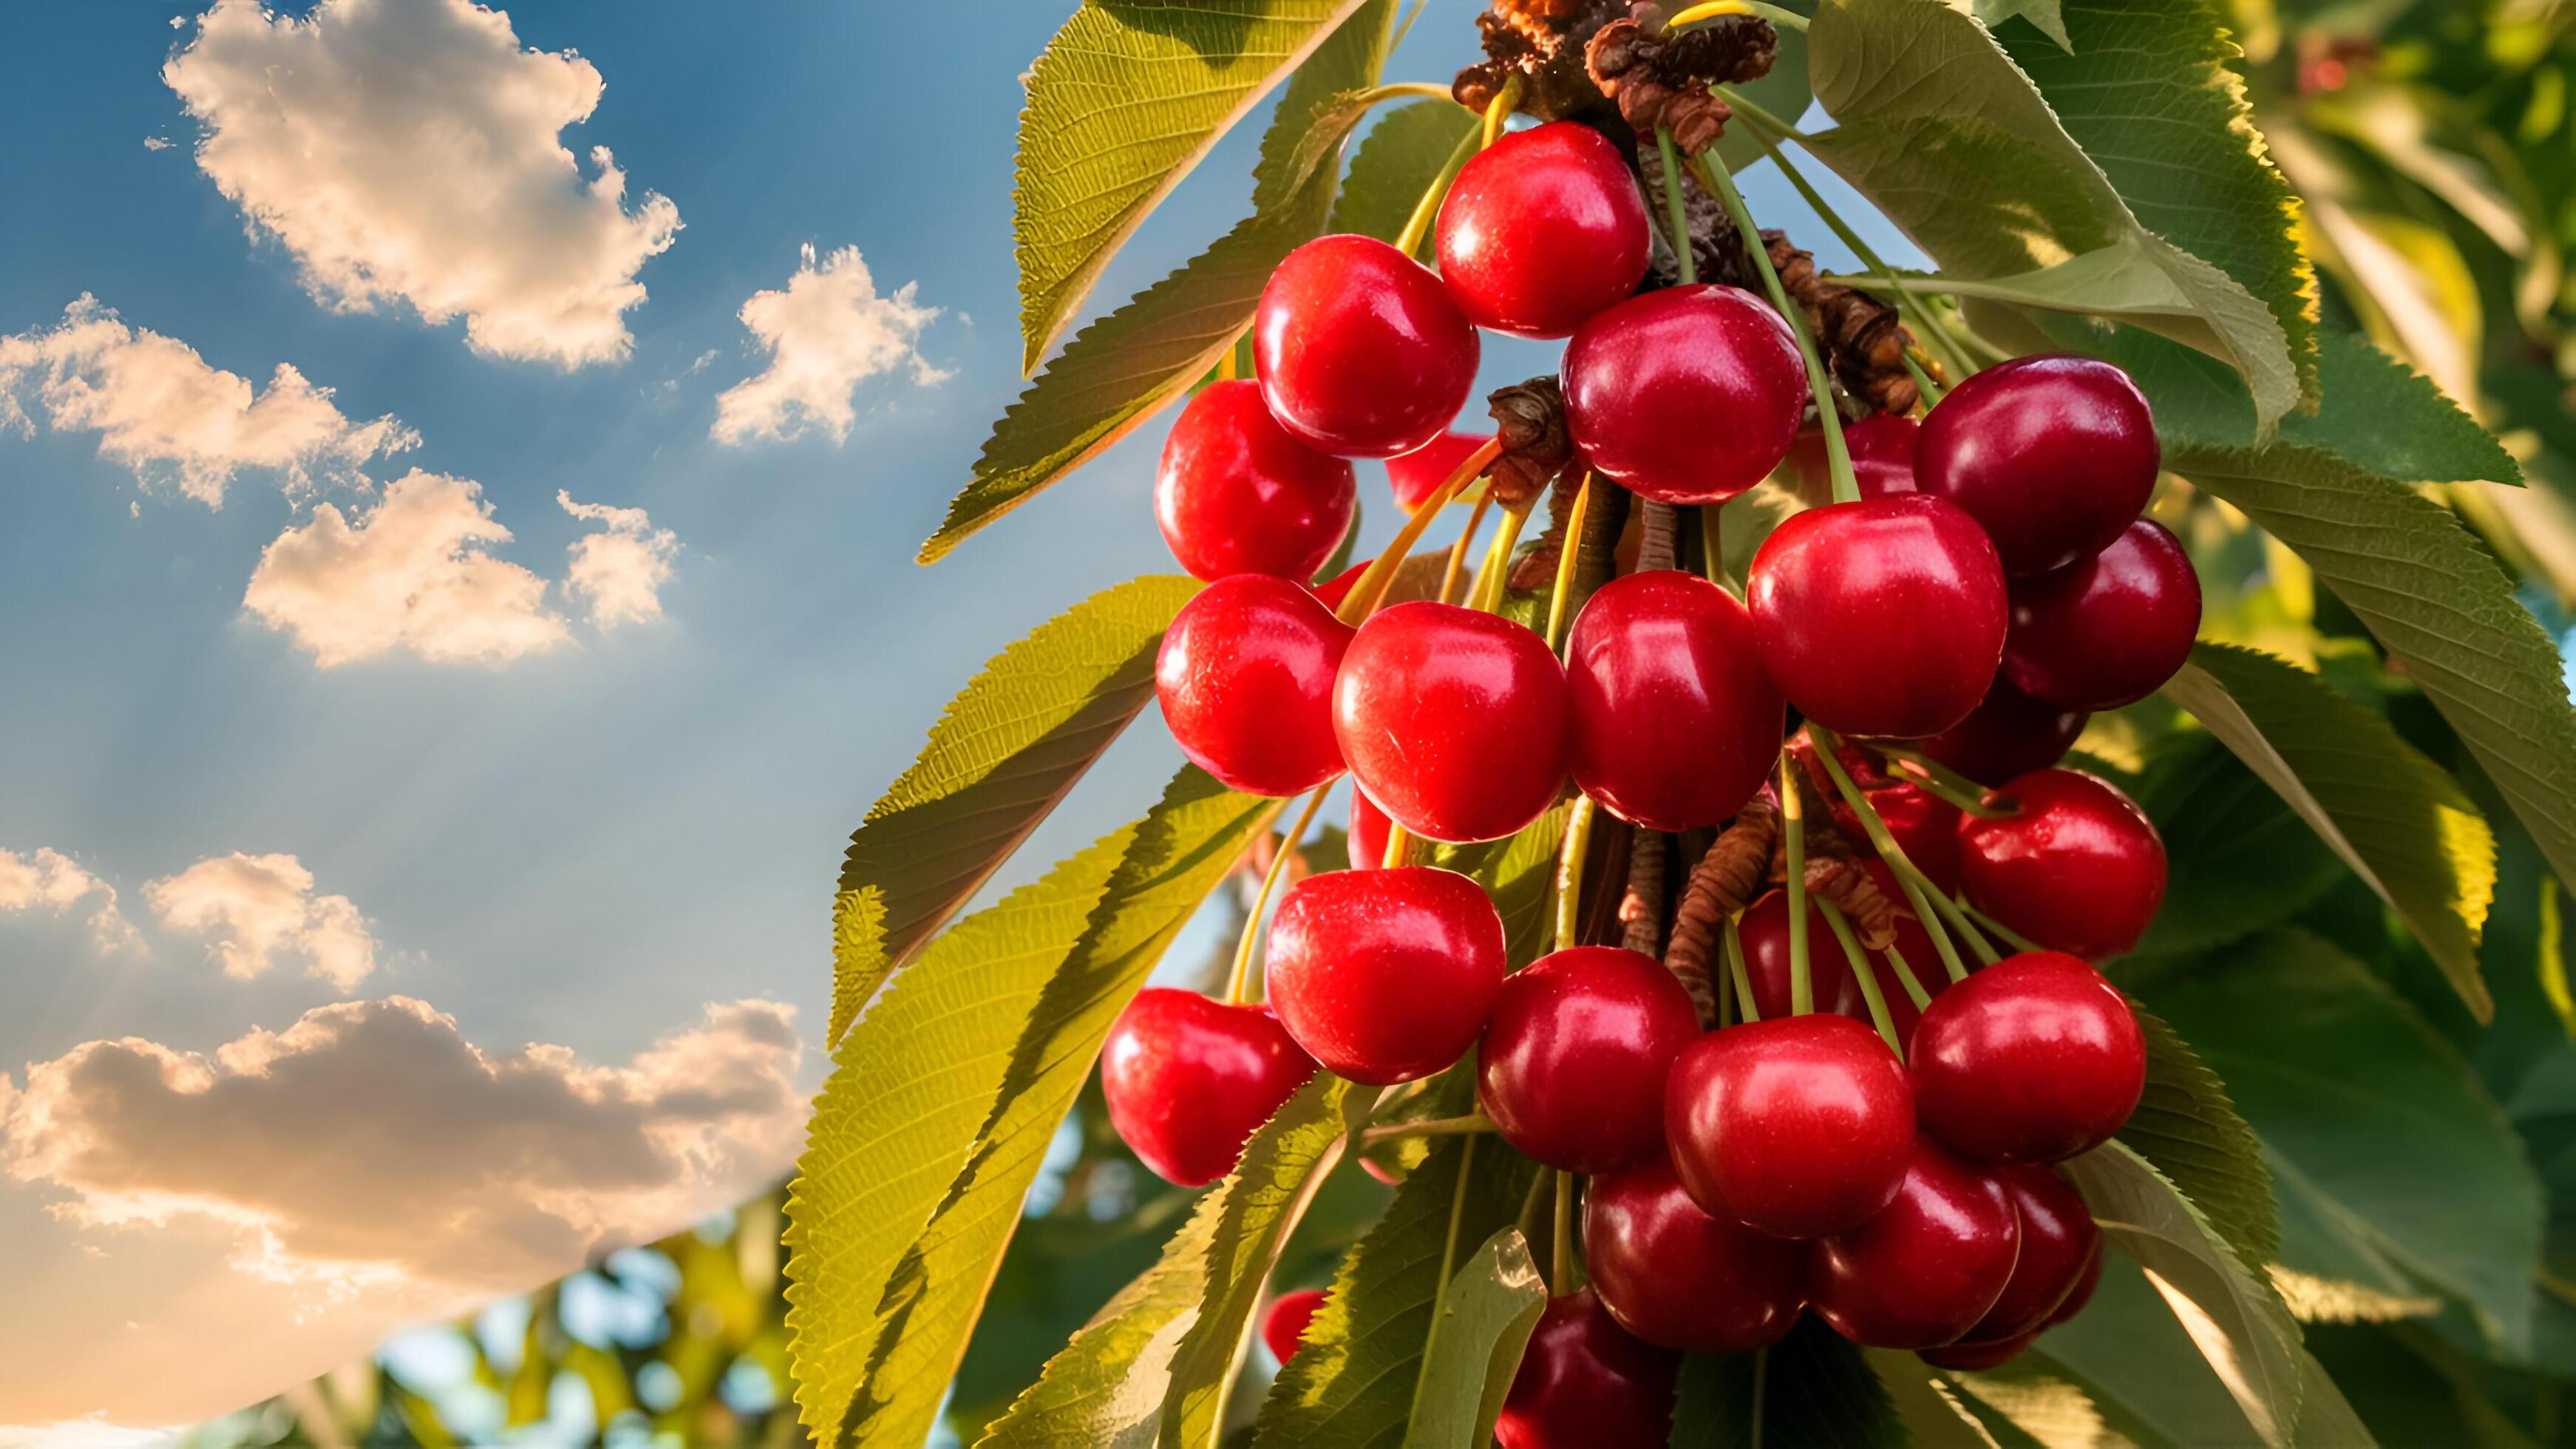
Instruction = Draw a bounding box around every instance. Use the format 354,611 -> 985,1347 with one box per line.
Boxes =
711,243 -> 947,445
558,491 -> 677,627
142,853 -> 378,992
142,135 -> 174,152
0,296 -> 415,506
0,848 -> 137,953
163,0 -> 682,368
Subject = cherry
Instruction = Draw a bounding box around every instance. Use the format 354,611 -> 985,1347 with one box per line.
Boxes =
1919,1334 -> 2033,1371
1748,494 -> 2008,738
1909,676 -> 2087,788
1956,769 -> 2167,960
1566,571 -> 1784,832
1562,284 -> 1807,504
1961,1165 -> 2101,1342
1496,1289 -> 1679,1449
1478,946 -> 1703,1174
1790,411 -> 1919,501
1437,121 -> 1653,341
1583,1156 -> 1805,1353
1347,788 -> 1393,871
1102,989 -> 1319,1187
1156,575 -> 1351,796
1915,353 -> 2160,576
1664,1014 -> 1914,1238
1256,234 -> 1480,458
1737,886 -> 1946,1043
1910,951 -> 2147,1164
1388,430 -> 1494,513
1808,1135 -> 2021,1348
1263,1288 -> 1328,1363
1265,866 -> 1506,1085
2046,1235 -> 2104,1326
1154,379 -> 1356,581
1313,558 -> 1372,612
1333,601 -> 1571,843
2002,518 -> 2201,710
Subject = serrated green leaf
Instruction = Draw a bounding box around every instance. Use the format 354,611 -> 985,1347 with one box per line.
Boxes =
2125,732 -> 2348,959
1405,1226 -> 1549,1449
1972,0 -> 2070,50
1329,100 -> 1478,244
2121,1005 -> 2283,1278
1861,1349 -> 2002,1448
1435,799 -> 1576,971
1669,1319 -> 1903,1448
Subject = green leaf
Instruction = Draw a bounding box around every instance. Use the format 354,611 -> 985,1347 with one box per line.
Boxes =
1434,799 -> 1576,971
1328,100 -> 1478,244
2121,1005 -> 2283,1277
1405,1226 -> 1549,1449
1861,1350 -> 2004,1448
1971,0 -> 2070,50
977,1195 -> 1218,1448
829,574 -> 1203,1045
2164,641 -> 2500,1019
1668,1318 -> 1903,1448
2124,731 -> 2348,959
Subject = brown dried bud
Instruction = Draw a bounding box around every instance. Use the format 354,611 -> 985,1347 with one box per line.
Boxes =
1662,795 -> 1781,1021
1764,231 -> 1921,416
1455,0 -> 1630,122
1487,376 -> 1573,509
1620,829 -> 1667,957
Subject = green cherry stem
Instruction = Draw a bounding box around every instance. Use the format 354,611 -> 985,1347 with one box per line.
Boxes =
1481,72 -> 1524,149
1873,744 -> 2015,818
1665,0 -> 1808,31
1334,439 -> 1503,626
1956,895 -> 2045,955
1543,472 -> 1597,652
1779,756 -> 1812,1016
1469,501 -> 1535,614
1554,795 -> 1600,954
1359,1111 -> 1495,1147
1883,942 -> 1935,1012
1439,491 -> 1497,605
1723,914 -> 1760,1024
1227,785 -> 1332,1003
1691,148 -> 1858,506
1818,897 -> 1904,1058
1803,725 -> 1991,975
1655,127 -> 1696,286
1398,122 -> 1483,259
1903,351 -> 1947,407
1553,1168 -> 1575,1291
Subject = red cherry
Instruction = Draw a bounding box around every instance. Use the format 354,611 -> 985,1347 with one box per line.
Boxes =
1563,284 -> 1807,504
1909,676 -> 2087,787
1347,788 -> 1393,871
1265,866 -> 1506,1085
1916,353 -> 2160,576
1154,379 -> 1357,581
1102,989 -> 1319,1187
1437,121 -> 1652,341
1256,234 -> 1480,458
1664,1014 -> 1915,1238
1736,886 -> 1947,1042
1790,412 -> 1920,500
1156,576 -> 1351,796
1748,495 -> 2008,738
1333,601 -> 1571,843
1919,1334 -> 2034,1371
1263,1288 -> 1328,1363
1495,1289 -> 1679,1449
1583,1157 -> 1806,1352
1962,1166 -> 2101,1342
2002,518 -> 2201,709
1809,1136 -> 2021,1348
1956,769 -> 2167,960
1478,947 -> 1703,1173
1911,951 -> 2147,1164
2046,1234 -> 2105,1326
1388,430 -> 1495,512
1313,559 -> 1372,612
1567,571 -> 1784,832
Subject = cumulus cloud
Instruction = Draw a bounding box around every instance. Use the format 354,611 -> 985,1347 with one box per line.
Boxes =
711,243 -> 947,445
142,853 -> 378,992
558,491 -> 678,627
0,848 -> 137,952
163,0 -> 682,368
0,296 -> 415,505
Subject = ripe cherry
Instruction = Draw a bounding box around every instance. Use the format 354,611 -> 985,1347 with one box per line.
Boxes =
1956,769 -> 2167,960
1265,866 -> 1506,1085
1584,1156 -> 1806,1352
1809,1135 -> 2021,1348
1437,121 -> 1652,341
1567,571 -> 1784,832
1388,430 -> 1494,512
1916,353 -> 2160,576
2003,518 -> 2201,709
1748,495 -> 2009,738
1911,951 -> 2147,1164
2047,1235 -> 2104,1326
1563,284 -> 1807,504
1347,789 -> 1393,871
1334,601 -> 1571,843
1102,989 -> 1319,1187
1156,576 -> 1351,796
1791,411 -> 1919,501
1154,379 -> 1356,581
1909,676 -> 2087,788
1263,1288 -> 1328,1363
1496,1289 -> 1679,1449
1737,886 -> 1946,1043
1665,1014 -> 1915,1238
1962,1166 -> 2101,1342
1478,946 -> 1702,1173
1256,234 -> 1479,458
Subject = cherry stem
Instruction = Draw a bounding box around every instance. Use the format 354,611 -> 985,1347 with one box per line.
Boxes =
1779,756 -> 1812,1016
1398,120 -> 1484,258
1554,795 -> 1600,954
1393,0 -> 1433,49
1481,73 -> 1523,149
1872,744 -> 2016,818
1335,440 -> 1503,626
1360,1112 -> 1494,1147
1803,724 -> 1992,975
1750,1346 -> 1770,1448
1655,127 -> 1696,287
1698,505 -> 1729,590
1899,871 -> 1974,984
1228,786 -> 1332,1003
1722,914 -> 1759,1024
1883,942 -> 1935,1011
1552,1169 -> 1575,1291
1543,472 -> 1597,652
1665,0 -> 1808,30
1469,501 -> 1535,614
1440,491 -> 1497,605
1956,895 -> 2044,955
1691,148 -> 1859,506
1903,352 -> 1946,407
1381,821 -> 1414,872
1818,897 -> 1905,1057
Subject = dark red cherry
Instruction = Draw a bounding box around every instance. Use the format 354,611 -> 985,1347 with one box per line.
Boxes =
2003,518 -> 2201,710
1265,866 -> 1506,1085
1957,770 -> 2167,960
1347,788 -> 1393,871
1963,1166 -> 2101,1342
1388,430 -> 1494,512
1916,353 -> 2159,576
1748,495 -> 2008,738
1790,411 -> 1920,501
1256,234 -> 1480,458
2046,1235 -> 2104,1326
1911,951 -> 2147,1164
1495,1289 -> 1679,1449
1737,886 -> 1948,1042
1909,676 -> 2087,787
1583,1157 -> 1806,1353
1102,989 -> 1319,1187
1919,1334 -> 2034,1371
1155,379 -> 1357,581
1563,284 -> 1807,504
1263,1288 -> 1328,1363
1809,1136 -> 2021,1348
1567,571 -> 1784,832
1478,947 -> 1702,1173
1156,576 -> 1351,796
1437,121 -> 1652,341
1334,601 -> 1571,843
1665,1014 -> 1915,1238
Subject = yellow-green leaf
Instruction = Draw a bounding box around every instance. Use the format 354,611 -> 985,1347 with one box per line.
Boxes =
1405,1226 -> 1549,1449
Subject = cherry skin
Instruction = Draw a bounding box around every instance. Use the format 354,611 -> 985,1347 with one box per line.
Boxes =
1583,1156 -> 1806,1353
1919,1334 -> 2034,1371
1749,495 -> 2008,738
1102,989 -> 1319,1187
1909,676 -> 2088,788
1495,1289 -> 1680,1449
1265,866 -> 1506,1085
1961,1165 -> 2101,1342
2046,1235 -> 2105,1326
2003,518 -> 2202,710
1154,379 -> 1357,581
1563,284 -> 1807,504
1791,411 -> 1920,502
1567,571 -> 1785,832
1916,353 -> 2160,576
1911,951 -> 2147,1164
1256,234 -> 1480,458
1263,1288 -> 1328,1363
1957,769 -> 2167,960
1347,789 -> 1393,871
1313,558 -> 1371,612
1388,429 -> 1494,513
1437,121 -> 1652,341
1664,1014 -> 1916,1238
1334,601 -> 1571,843
1737,886 -> 1947,1043
1809,1135 -> 2022,1349
1156,576 -> 1351,796
1478,946 -> 1703,1173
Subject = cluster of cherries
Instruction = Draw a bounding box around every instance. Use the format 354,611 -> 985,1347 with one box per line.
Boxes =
1101,117 -> 2193,1442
